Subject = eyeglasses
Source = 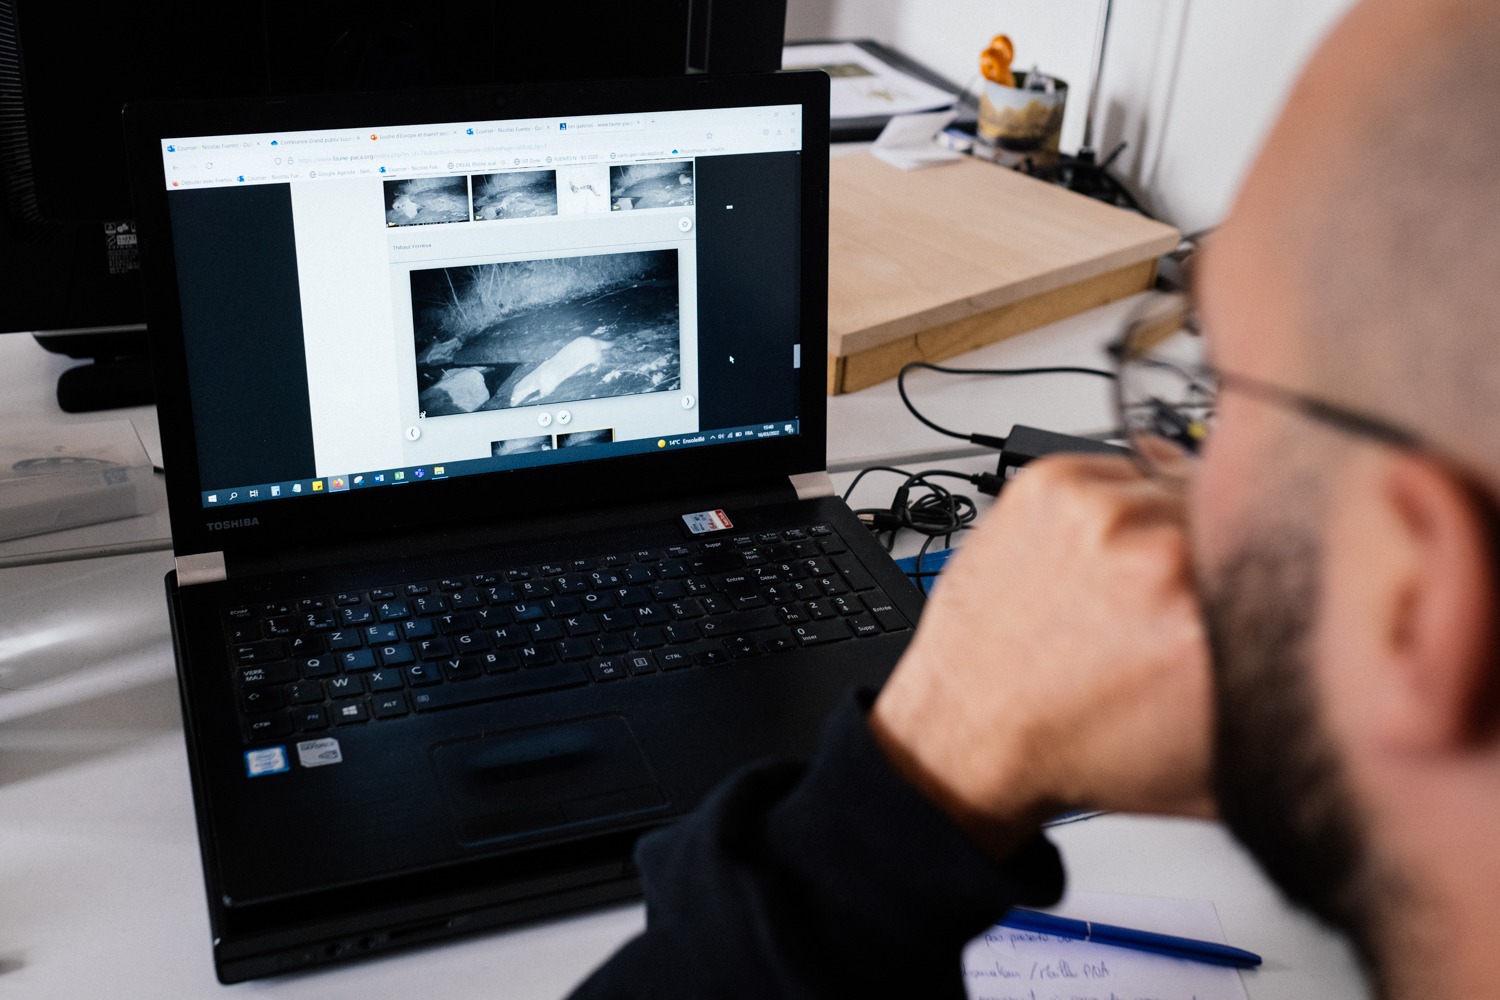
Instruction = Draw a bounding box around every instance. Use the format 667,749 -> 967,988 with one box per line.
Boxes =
1110,291 -> 1426,486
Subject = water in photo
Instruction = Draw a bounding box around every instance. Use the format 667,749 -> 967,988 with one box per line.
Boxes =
610,161 -> 694,211
385,176 -> 469,227
412,249 -> 681,417
472,170 -> 558,221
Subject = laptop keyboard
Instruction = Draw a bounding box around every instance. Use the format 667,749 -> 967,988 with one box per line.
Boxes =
224,523 -> 911,745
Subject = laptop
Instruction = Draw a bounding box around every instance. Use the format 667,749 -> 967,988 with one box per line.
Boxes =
122,72 -> 923,983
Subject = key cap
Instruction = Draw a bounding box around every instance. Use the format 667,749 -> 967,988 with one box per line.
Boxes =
448,590 -> 483,610
225,606 -> 254,621
663,622 -> 699,644
406,662 -> 442,686
783,528 -> 808,540
438,613 -> 474,635
790,540 -> 820,558
563,614 -> 598,636
657,560 -> 689,579
588,569 -> 624,589
590,658 -> 628,681
832,555 -> 876,592
777,604 -> 808,625
451,632 -> 490,653
808,523 -> 832,536
480,650 -> 517,673
732,535 -> 754,547
262,602 -> 292,616
792,620 -> 854,645
293,706 -> 329,731
246,713 -> 292,740
300,611 -> 334,631
694,649 -> 728,666
519,580 -> 553,599
830,596 -> 861,616
371,693 -> 410,719
506,568 -> 532,582
666,546 -> 692,558
376,600 -> 410,621
363,623 -> 399,644
405,583 -> 431,596
437,578 -> 468,592
471,607 -> 509,629
578,591 -> 616,612
286,681 -> 324,704
554,574 -> 590,594
657,649 -> 692,670
226,623 -> 259,644
333,592 -> 361,606
629,627 -> 664,649
634,603 -> 668,625
368,669 -> 405,692
814,575 -> 848,596
485,584 -> 520,605
668,598 -> 703,620
557,639 -> 595,661
414,637 -> 450,660
491,625 -> 527,647
409,664 -> 588,712
326,674 -> 364,697
596,610 -> 634,632
232,640 -> 288,665
624,566 -> 655,584
545,595 -> 581,616
241,688 -> 282,713
376,643 -> 415,667
683,576 -> 713,596
412,595 -> 447,616
593,633 -> 629,655
804,599 -> 836,621
818,535 -> 847,555
860,591 -> 910,631
847,613 -> 881,638
625,653 -> 657,675
326,629 -> 363,650
472,573 -> 499,586
568,558 -> 597,571
300,656 -> 337,678
696,607 -> 778,637
800,556 -> 835,577
650,580 -> 685,600
724,636 -> 759,659
239,662 -> 297,686
540,563 -> 567,577
339,605 -> 373,626
700,594 -> 733,616
602,553 -> 630,568
340,648 -> 376,671
527,619 -> 564,642
613,586 -> 651,607
331,698 -> 369,724
369,588 -> 396,601
441,657 -> 481,681
402,617 -> 436,639
288,634 -> 325,657
510,602 -> 545,622
519,644 -> 556,668
634,548 -> 661,562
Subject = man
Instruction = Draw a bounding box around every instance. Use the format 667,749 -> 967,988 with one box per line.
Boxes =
573,0 -> 1500,996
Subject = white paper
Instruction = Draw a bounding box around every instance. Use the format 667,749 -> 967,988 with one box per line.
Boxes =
963,892 -> 1251,1000
782,43 -> 957,120
871,111 -> 962,170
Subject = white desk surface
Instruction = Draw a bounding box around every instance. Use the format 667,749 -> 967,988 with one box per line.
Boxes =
0,309 -> 1369,999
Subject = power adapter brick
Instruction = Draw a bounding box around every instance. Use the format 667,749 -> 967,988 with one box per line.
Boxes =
972,425 -> 1129,496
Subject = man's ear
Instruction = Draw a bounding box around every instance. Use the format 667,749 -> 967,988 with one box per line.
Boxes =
1376,454 -> 1500,748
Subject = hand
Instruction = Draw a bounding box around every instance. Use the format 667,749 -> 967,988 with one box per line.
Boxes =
869,454 -> 1215,856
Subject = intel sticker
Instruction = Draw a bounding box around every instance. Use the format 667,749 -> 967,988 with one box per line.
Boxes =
682,509 -> 733,534
245,746 -> 289,777
297,738 -> 343,769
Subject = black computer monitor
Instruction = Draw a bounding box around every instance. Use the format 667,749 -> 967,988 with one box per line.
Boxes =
1,0 -> 784,412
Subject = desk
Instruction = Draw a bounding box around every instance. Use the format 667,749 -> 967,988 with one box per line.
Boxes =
0,305 -> 1370,998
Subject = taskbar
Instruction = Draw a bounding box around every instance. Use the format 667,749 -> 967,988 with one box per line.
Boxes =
200,419 -> 800,509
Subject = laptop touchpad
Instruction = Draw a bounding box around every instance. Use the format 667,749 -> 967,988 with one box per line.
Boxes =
431,715 -> 668,845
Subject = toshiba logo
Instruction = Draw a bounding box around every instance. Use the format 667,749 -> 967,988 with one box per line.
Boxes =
207,518 -> 260,530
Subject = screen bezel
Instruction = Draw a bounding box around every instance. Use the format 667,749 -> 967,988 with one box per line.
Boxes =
124,73 -> 830,559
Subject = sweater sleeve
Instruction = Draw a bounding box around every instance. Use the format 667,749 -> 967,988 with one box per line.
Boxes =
568,688 -> 1065,1000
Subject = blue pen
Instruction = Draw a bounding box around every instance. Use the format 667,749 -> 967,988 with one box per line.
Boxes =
998,908 -> 1263,968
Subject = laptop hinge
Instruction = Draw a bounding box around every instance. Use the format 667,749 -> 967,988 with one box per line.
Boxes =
177,551 -> 227,586
789,471 -> 835,500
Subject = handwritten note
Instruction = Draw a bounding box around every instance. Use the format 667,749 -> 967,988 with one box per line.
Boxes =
962,892 -> 1251,1000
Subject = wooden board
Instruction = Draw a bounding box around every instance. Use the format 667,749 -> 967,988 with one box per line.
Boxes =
826,152 -> 1178,394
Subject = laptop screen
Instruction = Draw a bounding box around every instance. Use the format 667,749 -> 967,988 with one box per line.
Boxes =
156,104 -> 804,510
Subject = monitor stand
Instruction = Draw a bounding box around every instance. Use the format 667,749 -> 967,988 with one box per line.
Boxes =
33,326 -> 154,413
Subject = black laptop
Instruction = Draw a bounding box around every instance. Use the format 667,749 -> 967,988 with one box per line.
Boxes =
123,72 -> 923,983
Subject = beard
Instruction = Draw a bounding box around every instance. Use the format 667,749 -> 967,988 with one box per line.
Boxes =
1199,529 -> 1392,990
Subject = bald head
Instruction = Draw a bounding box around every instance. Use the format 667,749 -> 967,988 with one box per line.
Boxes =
1207,0 -> 1500,488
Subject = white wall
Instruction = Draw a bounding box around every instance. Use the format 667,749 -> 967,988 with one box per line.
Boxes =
787,0 -> 1358,234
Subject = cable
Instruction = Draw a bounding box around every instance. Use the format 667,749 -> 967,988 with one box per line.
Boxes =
897,361 -> 1116,448
843,466 -> 983,591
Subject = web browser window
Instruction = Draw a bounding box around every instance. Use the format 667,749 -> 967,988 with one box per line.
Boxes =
158,105 -> 806,508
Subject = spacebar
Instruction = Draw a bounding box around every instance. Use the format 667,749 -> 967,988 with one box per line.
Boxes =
410,665 -> 589,712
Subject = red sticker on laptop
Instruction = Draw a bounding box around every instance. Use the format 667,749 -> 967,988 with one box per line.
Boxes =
682,509 -> 734,534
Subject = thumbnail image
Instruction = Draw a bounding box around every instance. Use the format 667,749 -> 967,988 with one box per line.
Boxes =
610,161 -> 694,211
492,435 -> 554,457
556,165 -> 610,214
385,176 -> 470,227
556,428 -> 614,449
411,249 -> 681,417
472,170 -> 557,221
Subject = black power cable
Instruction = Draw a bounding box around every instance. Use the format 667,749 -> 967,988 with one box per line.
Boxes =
843,466 -> 982,592
897,361 -> 1116,448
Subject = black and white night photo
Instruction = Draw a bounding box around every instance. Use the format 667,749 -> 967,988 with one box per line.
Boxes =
384,176 -> 470,227
610,161 -> 694,211
412,250 -> 682,417
472,170 -> 558,221
491,435 -> 554,457
557,428 -> 614,448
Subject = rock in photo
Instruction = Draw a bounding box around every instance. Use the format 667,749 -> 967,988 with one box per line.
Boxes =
385,176 -> 470,227
472,170 -> 558,221
557,428 -> 614,448
412,250 -> 681,417
491,435 -> 554,457
610,161 -> 694,211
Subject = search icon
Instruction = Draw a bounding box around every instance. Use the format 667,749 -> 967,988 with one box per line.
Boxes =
229,492 -> 238,499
